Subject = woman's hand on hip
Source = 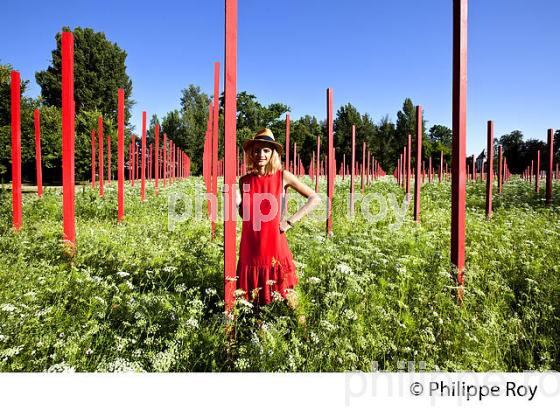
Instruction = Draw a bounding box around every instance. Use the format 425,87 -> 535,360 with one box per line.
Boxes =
279,220 -> 292,233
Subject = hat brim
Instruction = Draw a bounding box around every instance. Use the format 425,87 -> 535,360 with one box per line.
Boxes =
243,139 -> 283,155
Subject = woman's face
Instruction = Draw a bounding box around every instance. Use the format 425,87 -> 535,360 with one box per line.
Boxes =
252,143 -> 273,167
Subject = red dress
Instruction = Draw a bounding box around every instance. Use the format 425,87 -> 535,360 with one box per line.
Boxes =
236,169 -> 298,305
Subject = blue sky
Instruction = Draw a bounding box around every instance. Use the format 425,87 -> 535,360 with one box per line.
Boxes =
1,0 -> 559,155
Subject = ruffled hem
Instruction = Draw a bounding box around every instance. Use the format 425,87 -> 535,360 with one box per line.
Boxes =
236,256 -> 297,305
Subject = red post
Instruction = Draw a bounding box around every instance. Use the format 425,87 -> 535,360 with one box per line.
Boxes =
149,143 -> 153,181
293,143 -> 297,176
141,111 -> 146,201
414,105 -> 423,223
361,142 -> 365,193
163,133 -> 167,187
326,88 -> 334,237
34,109 -> 43,198
406,134 -> 411,198
224,0 -> 237,313
211,62 -> 220,240
131,134 -> 136,187
98,116 -> 104,197
315,135 -> 320,192
350,125 -> 356,216
285,113 -> 290,172
498,146 -> 503,193
486,121 -> 494,219
546,129 -> 553,205
155,123 -> 159,194
11,71 -> 22,230
451,0 -> 467,301
118,88 -> 125,222
91,130 -> 96,187
535,149 -> 541,193
61,31 -> 76,247
107,134 -> 111,183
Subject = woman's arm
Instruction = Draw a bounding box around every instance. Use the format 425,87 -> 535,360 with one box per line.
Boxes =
281,170 -> 321,229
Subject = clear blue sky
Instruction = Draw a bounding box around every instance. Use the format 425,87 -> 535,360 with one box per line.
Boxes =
1,0 -> 559,156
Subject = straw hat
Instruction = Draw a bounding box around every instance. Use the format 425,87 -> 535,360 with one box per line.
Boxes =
243,128 -> 283,155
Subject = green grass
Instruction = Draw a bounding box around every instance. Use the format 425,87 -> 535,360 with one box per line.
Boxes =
0,176 -> 558,372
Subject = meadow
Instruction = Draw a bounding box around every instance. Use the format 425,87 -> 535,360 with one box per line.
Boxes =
0,176 -> 558,372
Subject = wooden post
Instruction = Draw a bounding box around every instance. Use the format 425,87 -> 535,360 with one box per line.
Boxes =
224,0 -> 237,312
414,105 -> 423,223
98,116 -> 104,197
34,109 -> 43,197
61,31 -> 76,247
118,88 -> 125,222
498,146 -> 503,193
285,113 -> 290,172
212,62 -> 220,240
315,136 -> 320,192
107,134 -> 111,183
485,121 -> 493,219
155,123 -> 159,195
163,133 -> 167,187
535,150 -> 541,193
326,87 -> 334,237
141,111 -> 146,201
91,130 -> 96,188
451,0 -> 467,301
11,71 -> 22,230
361,142 -> 365,194
546,130 -> 553,204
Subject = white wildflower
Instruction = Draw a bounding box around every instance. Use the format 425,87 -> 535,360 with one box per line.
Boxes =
185,318 -> 199,329
0,304 -> 17,313
116,271 -> 130,278
47,362 -> 76,373
336,263 -> 353,275
307,276 -> 321,285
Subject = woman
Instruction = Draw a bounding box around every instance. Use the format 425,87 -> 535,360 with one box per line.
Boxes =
236,128 -> 321,308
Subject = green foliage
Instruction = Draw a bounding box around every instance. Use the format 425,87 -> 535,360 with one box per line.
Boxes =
35,27 -> 134,124
0,176 -> 558,371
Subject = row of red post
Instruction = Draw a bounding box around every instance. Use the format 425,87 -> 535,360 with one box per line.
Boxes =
9,31 -> 190,249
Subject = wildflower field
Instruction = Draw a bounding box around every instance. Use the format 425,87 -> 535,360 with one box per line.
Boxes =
0,177 -> 559,372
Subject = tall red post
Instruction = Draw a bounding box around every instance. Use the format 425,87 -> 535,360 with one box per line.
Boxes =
117,88 -> 125,222
547,129 -> 554,205
163,133 -> 167,187
285,113 -> 290,172
350,125 -> 356,216
315,136 -> 320,192
155,123 -> 159,194
11,71 -> 22,230
439,150 -> 443,183
293,143 -> 297,176
535,150 -> 541,193
61,31 -> 76,247
34,109 -> 43,198
211,62 -> 220,240
414,105 -> 423,223
98,116 -> 104,197
407,134 -> 411,198
326,88 -> 334,237
224,0 -> 237,313
361,142 -> 365,193
131,135 -> 136,187
141,111 -> 146,201
498,145 -> 503,194
107,134 -> 111,183
91,130 -> 96,188
485,121 -> 494,219
451,0 -> 467,301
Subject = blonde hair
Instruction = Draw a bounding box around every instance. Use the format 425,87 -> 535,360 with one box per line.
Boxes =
244,143 -> 283,176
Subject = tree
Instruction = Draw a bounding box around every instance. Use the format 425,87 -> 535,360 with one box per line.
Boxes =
428,124 -> 452,166
499,130 -> 524,174
35,27 -> 134,124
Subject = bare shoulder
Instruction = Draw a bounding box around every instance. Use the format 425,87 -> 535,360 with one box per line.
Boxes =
282,169 -> 315,197
282,169 -> 297,185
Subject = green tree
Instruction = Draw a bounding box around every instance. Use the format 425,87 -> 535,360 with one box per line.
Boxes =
35,27 -> 134,124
